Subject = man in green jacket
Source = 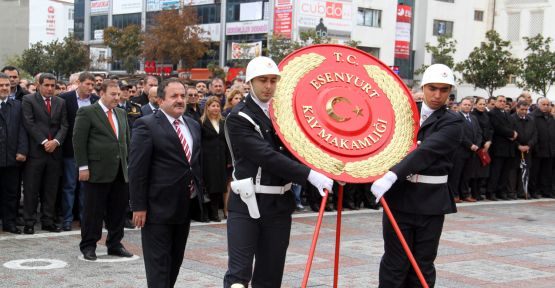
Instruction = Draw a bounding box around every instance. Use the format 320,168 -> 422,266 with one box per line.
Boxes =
73,79 -> 132,261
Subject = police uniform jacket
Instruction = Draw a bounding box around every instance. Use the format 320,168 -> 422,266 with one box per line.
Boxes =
386,105 -> 463,215
225,95 -> 310,217
488,108 -> 517,158
119,100 -> 142,129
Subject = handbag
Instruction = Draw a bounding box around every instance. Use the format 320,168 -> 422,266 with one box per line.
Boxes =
476,148 -> 491,166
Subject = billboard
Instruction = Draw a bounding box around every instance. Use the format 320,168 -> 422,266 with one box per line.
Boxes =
274,0 -> 292,39
226,20 -> 269,36
113,0 -> 142,15
29,0 -> 73,45
90,0 -> 109,14
297,0 -> 353,38
394,4 -> 412,59
231,42 -> 262,60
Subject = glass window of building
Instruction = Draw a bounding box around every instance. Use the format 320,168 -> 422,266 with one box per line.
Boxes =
112,13 -> 141,29
357,46 -> 380,58
227,0 -> 268,22
474,10 -> 484,21
196,4 -> 221,24
90,15 -> 108,40
529,10 -> 544,37
74,0 -> 84,40
357,8 -> 382,28
433,20 -> 454,37
68,8 -> 74,21
507,12 -> 520,41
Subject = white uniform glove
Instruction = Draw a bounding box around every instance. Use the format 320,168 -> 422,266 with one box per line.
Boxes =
308,170 -> 334,197
370,171 -> 398,203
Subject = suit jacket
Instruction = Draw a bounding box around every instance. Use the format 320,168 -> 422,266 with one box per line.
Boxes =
456,112 -> 482,158
59,90 -> 99,158
529,109 -> 555,158
21,93 -> 68,159
488,108 -> 517,157
73,102 -> 130,183
225,95 -> 311,217
471,109 -> 493,147
201,119 -> 229,194
140,103 -> 156,116
387,104 -> 463,215
129,112 -> 203,224
511,113 -> 537,153
13,85 -> 30,101
0,99 -> 28,167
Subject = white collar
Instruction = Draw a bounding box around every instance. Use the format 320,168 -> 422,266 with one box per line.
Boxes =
421,101 -> 437,117
250,93 -> 270,115
98,100 -> 111,113
160,108 -> 183,125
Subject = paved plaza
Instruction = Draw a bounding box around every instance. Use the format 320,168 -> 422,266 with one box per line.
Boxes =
1,199 -> 554,288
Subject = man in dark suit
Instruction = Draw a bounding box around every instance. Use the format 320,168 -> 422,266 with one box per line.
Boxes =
487,95 -> 518,200
1,66 -> 29,101
140,86 -> 159,116
223,57 -> 333,288
529,97 -> 555,198
0,73 -> 28,234
73,80 -> 132,261
132,75 -> 158,105
59,72 -> 99,231
449,97 -> 482,202
129,79 -> 203,288
371,64 -> 463,287
510,101 -> 536,199
21,73 -> 68,234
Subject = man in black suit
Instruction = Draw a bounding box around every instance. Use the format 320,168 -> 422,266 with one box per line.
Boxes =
0,73 -> 28,234
510,101 -> 537,199
59,72 -> 99,231
371,64 -> 463,287
223,57 -> 333,288
449,97 -> 482,202
129,79 -> 203,288
73,80 -> 132,261
529,97 -> 555,198
21,73 -> 68,234
487,95 -> 518,200
140,86 -> 159,116
132,75 -> 158,106
1,66 -> 29,101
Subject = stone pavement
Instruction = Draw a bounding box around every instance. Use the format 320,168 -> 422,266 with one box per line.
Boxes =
1,199 -> 554,288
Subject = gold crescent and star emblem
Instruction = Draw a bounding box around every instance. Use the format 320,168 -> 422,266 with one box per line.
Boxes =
326,96 -> 364,122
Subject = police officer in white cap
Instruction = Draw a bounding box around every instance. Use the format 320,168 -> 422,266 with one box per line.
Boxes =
224,56 -> 333,288
370,64 -> 463,287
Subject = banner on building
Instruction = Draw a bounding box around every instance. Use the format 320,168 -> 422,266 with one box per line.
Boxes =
274,0 -> 292,39
231,42 -> 262,59
113,0 -> 142,15
90,0 -> 109,14
226,20 -> 268,35
394,4 -> 412,59
297,0 -> 353,38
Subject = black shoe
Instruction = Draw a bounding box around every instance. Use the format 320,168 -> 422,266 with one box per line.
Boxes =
107,247 -> 133,258
344,202 -> 356,210
62,223 -> 72,231
83,250 -> 97,261
310,203 -> 319,212
497,195 -> 508,200
486,195 -> 497,201
3,226 -> 22,234
42,224 -> 62,233
209,216 -> 221,222
16,217 -> 25,226
124,219 -> 135,229
23,225 -> 34,234
324,204 -> 333,212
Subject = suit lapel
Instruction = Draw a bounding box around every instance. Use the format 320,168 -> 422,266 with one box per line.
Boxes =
35,93 -> 50,117
92,103 -> 117,139
115,108 -> 126,140
420,107 -> 447,131
157,113 -> 188,164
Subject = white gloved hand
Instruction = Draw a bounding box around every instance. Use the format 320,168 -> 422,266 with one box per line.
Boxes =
308,170 -> 334,197
370,171 -> 398,203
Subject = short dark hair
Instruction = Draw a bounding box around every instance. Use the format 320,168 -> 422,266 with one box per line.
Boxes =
101,80 -> 119,93
516,101 -> 529,108
78,72 -> 96,83
39,73 -> 57,85
1,66 -> 19,74
0,72 -> 9,80
488,96 -> 497,102
157,78 -> 184,100
211,77 -> 224,85
460,96 -> 474,104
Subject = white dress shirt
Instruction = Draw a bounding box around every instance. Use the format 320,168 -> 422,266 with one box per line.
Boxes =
420,102 -> 437,126
98,100 -> 119,138
160,109 -> 194,154
251,94 -> 270,118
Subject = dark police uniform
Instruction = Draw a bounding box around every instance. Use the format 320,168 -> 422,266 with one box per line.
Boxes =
118,100 -> 142,129
223,95 -> 311,288
380,103 -> 463,288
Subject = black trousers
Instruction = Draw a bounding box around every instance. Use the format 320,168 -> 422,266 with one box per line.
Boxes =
141,220 -> 191,288
0,166 -> 20,228
79,168 -> 127,252
379,211 -> 445,288
530,157 -> 552,197
486,156 -> 513,198
224,211 -> 292,288
448,153 -> 470,198
23,155 -> 62,226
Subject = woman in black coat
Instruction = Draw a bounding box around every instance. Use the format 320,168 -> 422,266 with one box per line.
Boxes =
201,96 -> 229,222
470,97 -> 493,199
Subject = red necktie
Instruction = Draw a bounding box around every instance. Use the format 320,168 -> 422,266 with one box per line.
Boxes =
173,119 -> 194,197
106,109 -> 117,138
45,98 -> 51,114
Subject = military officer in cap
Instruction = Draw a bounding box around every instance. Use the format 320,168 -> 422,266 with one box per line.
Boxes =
223,56 -> 334,288
117,80 -> 143,129
370,64 -> 463,287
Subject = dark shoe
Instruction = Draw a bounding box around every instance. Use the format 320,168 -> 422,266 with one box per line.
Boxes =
463,197 -> 477,202
344,202 -> 356,210
486,195 -> 497,201
209,216 -> 221,222
324,203 -> 334,212
3,226 -> 22,234
83,250 -> 97,261
454,197 -> 462,203
23,225 -> 34,234
42,224 -> 62,233
531,194 -> 541,199
124,219 -> 135,229
62,223 -> 72,231
107,247 -> 133,258
16,217 -> 25,226
497,195 -> 508,200
309,203 -> 319,212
